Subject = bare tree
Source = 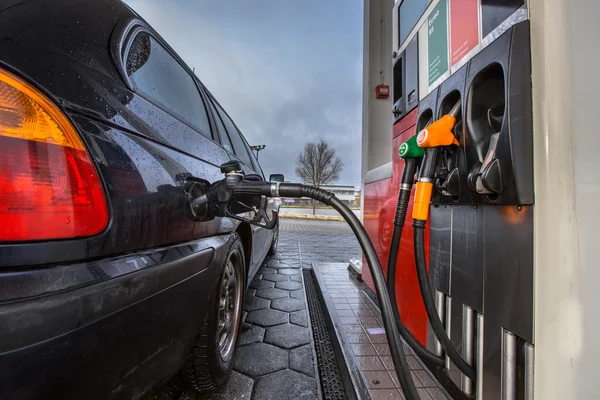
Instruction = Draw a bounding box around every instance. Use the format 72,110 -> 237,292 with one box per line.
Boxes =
295,140 -> 344,214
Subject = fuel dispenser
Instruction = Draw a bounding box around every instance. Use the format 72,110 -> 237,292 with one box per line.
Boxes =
362,1 -> 535,399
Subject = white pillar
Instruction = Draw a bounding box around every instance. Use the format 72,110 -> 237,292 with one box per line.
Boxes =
361,0 -> 394,181
530,0 -> 600,398
569,0 -> 600,398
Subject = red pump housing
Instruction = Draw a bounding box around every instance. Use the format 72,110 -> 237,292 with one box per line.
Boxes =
362,108 -> 431,345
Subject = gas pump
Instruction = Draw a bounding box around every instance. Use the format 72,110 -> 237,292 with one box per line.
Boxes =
362,1 -> 535,399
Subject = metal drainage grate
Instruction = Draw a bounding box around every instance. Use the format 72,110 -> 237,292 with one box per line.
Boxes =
303,270 -> 348,400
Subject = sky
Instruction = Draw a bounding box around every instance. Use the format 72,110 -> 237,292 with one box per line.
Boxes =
123,0 -> 364,188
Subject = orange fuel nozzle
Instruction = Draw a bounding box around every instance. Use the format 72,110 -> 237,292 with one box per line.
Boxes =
416,100 -> 461,149
411,100 -> 461,222
416,115 -> 459,148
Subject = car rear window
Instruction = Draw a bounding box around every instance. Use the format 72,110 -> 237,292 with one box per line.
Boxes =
206,97 -> 234,153
126,32 -> 212,138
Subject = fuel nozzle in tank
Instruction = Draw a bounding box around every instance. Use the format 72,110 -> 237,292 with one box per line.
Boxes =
189,160 -> 279,229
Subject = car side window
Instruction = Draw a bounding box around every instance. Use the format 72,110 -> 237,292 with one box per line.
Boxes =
213,101 -> 253,168
206,97 -> 234,153
126,32 -> 212,138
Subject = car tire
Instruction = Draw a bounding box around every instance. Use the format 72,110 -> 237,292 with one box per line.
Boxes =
182,234 -> 245,392
268,223 -> 279,255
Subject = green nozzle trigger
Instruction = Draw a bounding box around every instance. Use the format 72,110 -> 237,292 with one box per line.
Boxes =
399,134 -> 425,159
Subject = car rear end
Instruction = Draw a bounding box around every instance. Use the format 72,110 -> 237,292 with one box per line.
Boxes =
0,0 -> 235,398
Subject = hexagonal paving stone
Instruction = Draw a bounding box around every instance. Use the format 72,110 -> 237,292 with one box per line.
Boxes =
249,279 -> 275,290
243,295 -> 270,312
245,308 -> 288,327
199,370 -> 254,399
279,259 -> 301,265
290,289 -> 306,300
271,297 -> 306,313
290,310 -> 308,327
264,323 -> 310,349
258,267 -> 278,275
262,274 -> 290,282
277,268 -> 300,276
275,280 -> 303,290
233,343 -> 288,377
238,322 -> 265,346
253,369 -> 317,400
255,287 -> 289,300
278,251 -> 298,257
290,345 -> 315,377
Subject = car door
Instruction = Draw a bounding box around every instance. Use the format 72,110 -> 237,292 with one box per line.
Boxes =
107,25 -> 232,250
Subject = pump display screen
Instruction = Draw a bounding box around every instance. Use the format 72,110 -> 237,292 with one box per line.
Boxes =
399,0 -> 430,47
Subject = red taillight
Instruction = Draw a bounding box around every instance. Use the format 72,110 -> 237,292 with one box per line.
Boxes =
0,68 -> 108,241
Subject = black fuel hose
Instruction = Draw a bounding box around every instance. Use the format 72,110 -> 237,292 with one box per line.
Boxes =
272,183 -> 420,400
413,220 -> 476,381
386,159 -> 445,368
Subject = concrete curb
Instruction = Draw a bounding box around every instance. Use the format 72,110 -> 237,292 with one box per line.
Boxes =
279,213 -> 344,222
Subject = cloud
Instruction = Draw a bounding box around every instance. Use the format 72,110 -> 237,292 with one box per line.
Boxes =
124,0 -> 363,187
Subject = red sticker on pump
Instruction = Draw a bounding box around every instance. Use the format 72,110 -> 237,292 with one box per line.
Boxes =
450,0 -> 479,66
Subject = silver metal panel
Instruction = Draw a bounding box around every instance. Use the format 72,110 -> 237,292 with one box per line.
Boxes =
428,205 -> 452,294
483,206 -> 534,342
481,206 -> 534,400
444,207 -> 479,393
462,306 -> 475,396
524,342 -> 534,400
502,330 -> 517,400
451,205 -> 484,312
427,206 -> 453,375
476,314 -> 484,400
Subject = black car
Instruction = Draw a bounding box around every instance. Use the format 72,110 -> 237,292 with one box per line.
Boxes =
0,0 -> 280,398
